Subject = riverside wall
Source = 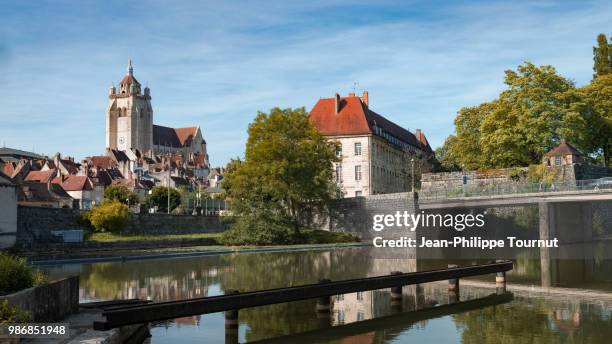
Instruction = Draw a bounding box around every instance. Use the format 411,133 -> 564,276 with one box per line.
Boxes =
15,205 -> 228,249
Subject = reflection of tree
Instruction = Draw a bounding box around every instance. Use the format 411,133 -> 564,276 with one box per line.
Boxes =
218,249 -> 373,342
453,300 -> 612,344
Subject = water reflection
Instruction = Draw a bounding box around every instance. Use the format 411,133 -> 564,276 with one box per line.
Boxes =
44,247 -> 612,343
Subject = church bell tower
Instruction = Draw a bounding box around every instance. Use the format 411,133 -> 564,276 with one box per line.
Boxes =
105,60 -> 153,153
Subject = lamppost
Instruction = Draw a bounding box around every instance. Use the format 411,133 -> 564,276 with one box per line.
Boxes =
410,158 -> 415,192
167,168 -> 171,214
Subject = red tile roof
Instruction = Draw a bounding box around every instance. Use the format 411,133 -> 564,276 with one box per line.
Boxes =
544,140 -> 582,157
89,156 -> 116,169
2,163 -> 15,178
24,170 -> 56,183
309,94 -> 432,154
52,175 -> 93,191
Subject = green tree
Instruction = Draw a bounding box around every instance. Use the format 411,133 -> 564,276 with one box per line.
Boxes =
144,186 -> 181,213
433,136 -> 460,172
104,184 -> 138,205
222,107 -> 339,244
441,62 -> 586,169
88,200 -> 129,233
593,33 -> 612,78
581,74 -> 612,166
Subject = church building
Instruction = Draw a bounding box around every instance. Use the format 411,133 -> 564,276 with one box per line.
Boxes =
105,61 -> 209,164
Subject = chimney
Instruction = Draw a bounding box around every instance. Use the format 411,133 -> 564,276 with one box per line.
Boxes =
361,91 -> 369,107
348,91 -> 355,96
334,93 -> 341,114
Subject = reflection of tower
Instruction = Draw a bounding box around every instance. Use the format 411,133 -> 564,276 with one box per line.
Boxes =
106,60 -> 153,153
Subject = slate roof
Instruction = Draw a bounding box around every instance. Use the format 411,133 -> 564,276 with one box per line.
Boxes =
153,125 -> 200,148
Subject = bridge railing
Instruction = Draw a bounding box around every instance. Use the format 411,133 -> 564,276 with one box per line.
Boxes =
420,177 -> 612,200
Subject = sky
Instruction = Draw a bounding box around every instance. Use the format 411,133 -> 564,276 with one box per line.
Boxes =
1,0 -> 610,166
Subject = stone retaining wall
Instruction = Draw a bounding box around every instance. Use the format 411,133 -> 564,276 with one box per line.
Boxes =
0,276 -> 79,322
16,205 -> 229,249
327,192 -> 418,239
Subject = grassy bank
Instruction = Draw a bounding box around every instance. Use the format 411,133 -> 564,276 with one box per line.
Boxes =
89,232 -> 222,243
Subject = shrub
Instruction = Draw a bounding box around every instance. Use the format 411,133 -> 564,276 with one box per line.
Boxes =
296,229 -> 361,244
0,300 -> 31,323
221,214 -> 293,245
88,200 -> 129,233
0,254 -> 47,295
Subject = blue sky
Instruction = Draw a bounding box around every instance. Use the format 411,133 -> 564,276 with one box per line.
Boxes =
1,0 -> 610,166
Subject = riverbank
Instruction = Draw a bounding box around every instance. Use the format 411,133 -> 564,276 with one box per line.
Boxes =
17,229 -> 361,263
30,242 -> 370,266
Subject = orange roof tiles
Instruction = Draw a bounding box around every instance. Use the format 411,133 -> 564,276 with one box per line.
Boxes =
544,141 -> 582,157
24,170 -> 56,183
52,175 -> 93,191
309,94 -> 433,154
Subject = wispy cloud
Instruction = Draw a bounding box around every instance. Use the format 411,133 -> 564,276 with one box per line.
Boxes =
0,0 -> 610,164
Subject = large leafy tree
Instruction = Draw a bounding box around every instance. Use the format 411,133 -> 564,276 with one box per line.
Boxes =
223,107 -> 339,241
593,33 -> 612,78
581,74 -> 612,166
441,63 -> 586,169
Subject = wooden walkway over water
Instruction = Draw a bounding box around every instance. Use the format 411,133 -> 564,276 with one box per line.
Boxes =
93,260 -> 512,335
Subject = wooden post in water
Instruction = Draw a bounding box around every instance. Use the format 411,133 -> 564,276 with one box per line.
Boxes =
316,279 -> 332,316
496,260 -> 507,294
225,290 -> 239,344
390,271 -> 403,311
448,264 -> 459,303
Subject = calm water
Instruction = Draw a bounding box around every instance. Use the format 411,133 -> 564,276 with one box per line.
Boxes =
44,247 -> 612,343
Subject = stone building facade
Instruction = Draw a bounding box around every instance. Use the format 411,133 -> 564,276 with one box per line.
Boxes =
0,172 -> 17,248
309,91 -> 434,197
105,61 -> 209,164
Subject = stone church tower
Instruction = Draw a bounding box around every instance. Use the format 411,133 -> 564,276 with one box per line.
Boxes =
106,60 -> 153,153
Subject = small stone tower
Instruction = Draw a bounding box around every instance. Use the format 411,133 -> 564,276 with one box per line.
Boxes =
105,60 -> 153,153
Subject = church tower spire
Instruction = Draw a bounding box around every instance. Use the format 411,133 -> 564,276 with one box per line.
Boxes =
127,59 -> 133,75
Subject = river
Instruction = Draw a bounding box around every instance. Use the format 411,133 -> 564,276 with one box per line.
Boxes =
43,245 -> 612,343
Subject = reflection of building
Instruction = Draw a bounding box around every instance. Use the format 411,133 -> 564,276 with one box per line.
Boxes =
333,291 -> 374,325
309,92 -> 434,197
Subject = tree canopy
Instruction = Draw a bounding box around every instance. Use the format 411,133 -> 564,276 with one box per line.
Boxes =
104,184 -> 138,205
438,34 -> 612,169
144,186 -> 181,213
221,107 -> 339,244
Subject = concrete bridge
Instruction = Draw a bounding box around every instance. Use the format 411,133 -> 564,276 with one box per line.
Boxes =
329,189 -> 612,288
419,188 -> 612,210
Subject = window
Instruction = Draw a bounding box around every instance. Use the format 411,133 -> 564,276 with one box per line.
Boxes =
336,164 -> 343,183
355,165 -> 362,181
555,156 -> 562,165
354,142 -> 362,156
356,292 -> 363,301
337,310 -> 345,324
355,190 -> 362,197
357,311 -> 364,321
336,144 -> 342,158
